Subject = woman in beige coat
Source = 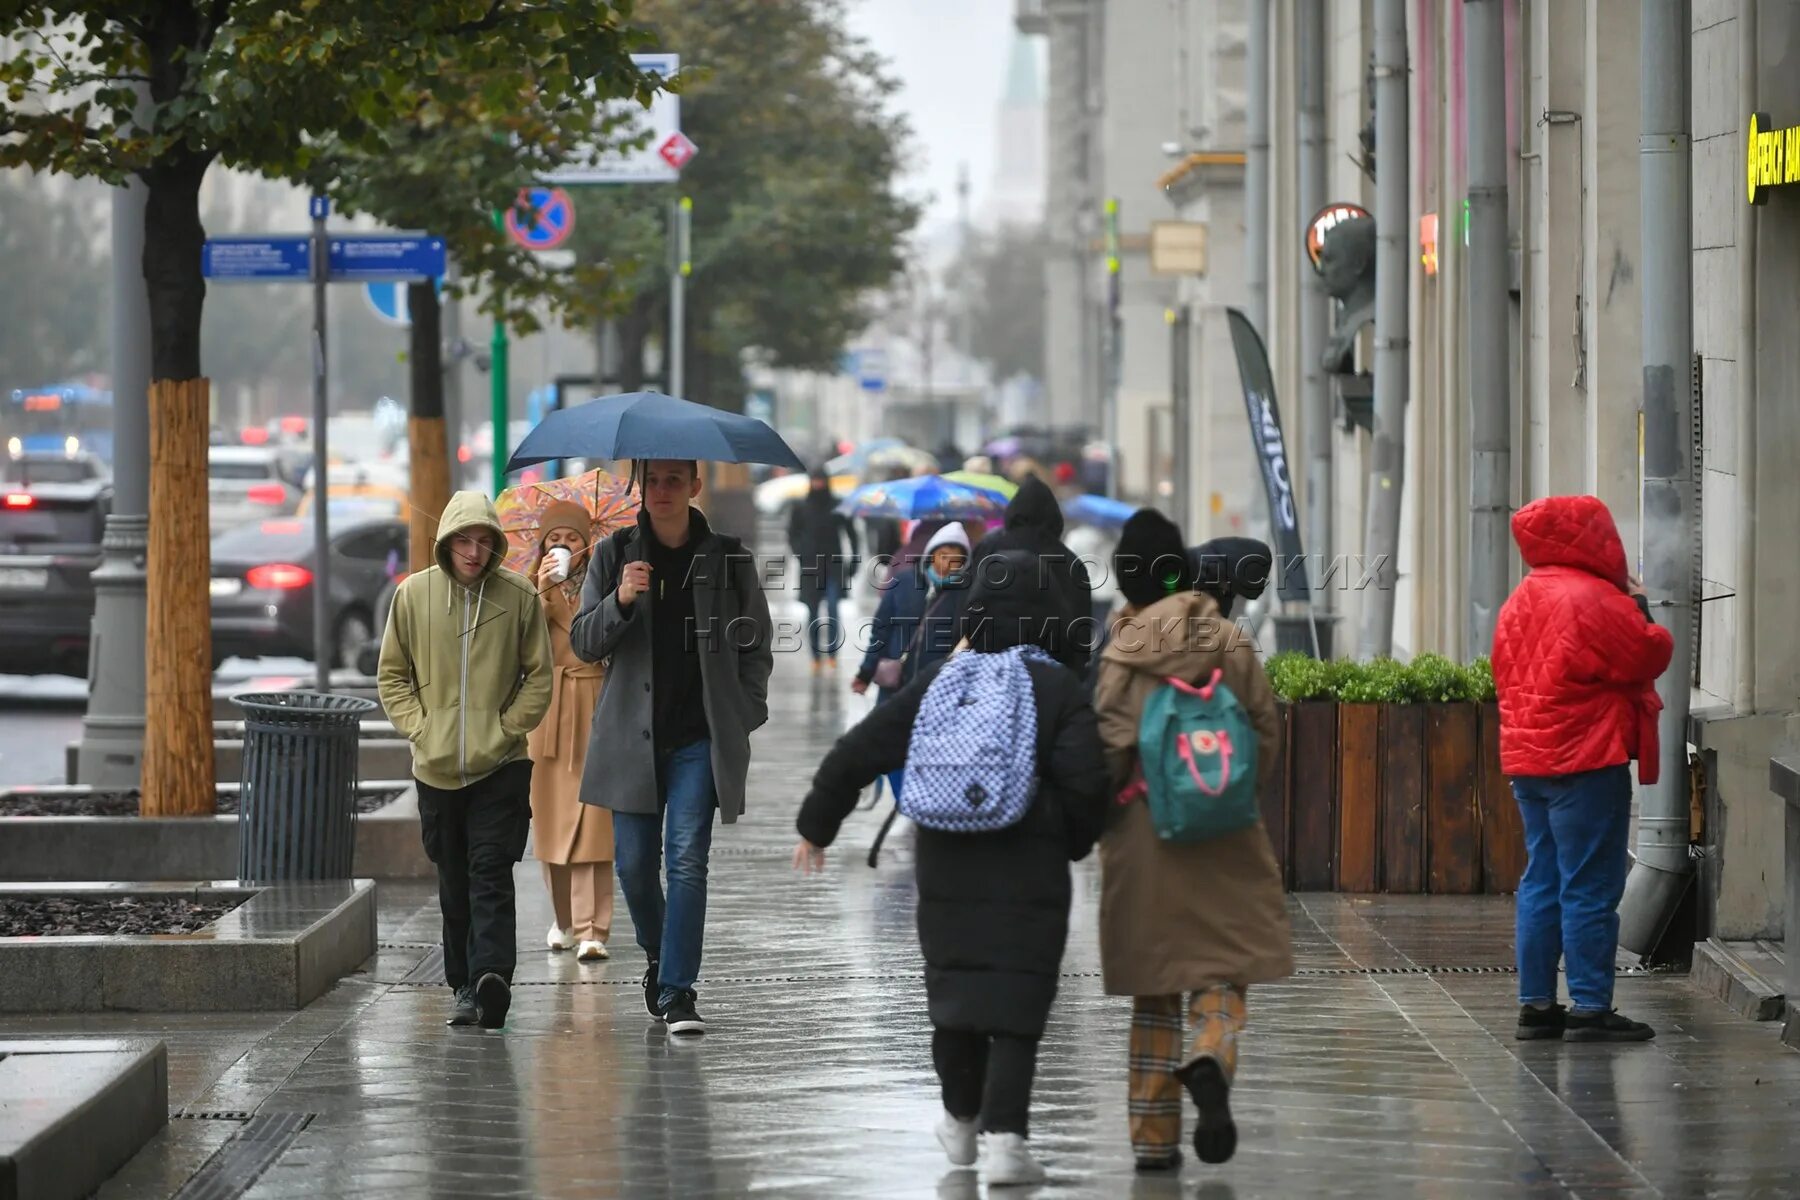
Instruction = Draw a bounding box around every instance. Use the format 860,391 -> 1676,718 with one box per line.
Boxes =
1090,513 -> 1293,1172
528,501 -> 615,961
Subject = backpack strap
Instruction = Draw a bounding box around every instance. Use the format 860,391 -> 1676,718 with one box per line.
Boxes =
1166,668 -> 1224,700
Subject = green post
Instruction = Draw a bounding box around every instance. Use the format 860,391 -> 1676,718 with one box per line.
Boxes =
489,208 -> 509,498
490,316 -> 509,497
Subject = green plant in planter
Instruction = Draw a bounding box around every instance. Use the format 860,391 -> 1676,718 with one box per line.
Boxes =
1265,652 -> 1335,701
1336,657 -> 1420,704
1462,655 -> 1497,703
1410,651 -> 1472,702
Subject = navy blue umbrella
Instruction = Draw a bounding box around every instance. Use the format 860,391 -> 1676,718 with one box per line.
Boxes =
503,391 -> 805,473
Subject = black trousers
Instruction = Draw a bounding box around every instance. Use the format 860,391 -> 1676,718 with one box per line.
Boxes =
416,760 -> 532,990
932,1027 -> 1040,1136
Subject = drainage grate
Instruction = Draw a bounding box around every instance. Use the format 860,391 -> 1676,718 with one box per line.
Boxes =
389,965 -> 1522,987
378,941 -> 441,950
172,1111 -> 253,1122
172,1112 -> 312,1200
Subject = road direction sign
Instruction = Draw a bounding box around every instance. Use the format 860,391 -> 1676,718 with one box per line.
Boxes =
658,131 -> 698,171
854,348 -> 888,393
327,235 -> 446,281
504,187 -> 575,251
364,281 -> 411,326
202,236 -> 312,281
543,53 -> 684,185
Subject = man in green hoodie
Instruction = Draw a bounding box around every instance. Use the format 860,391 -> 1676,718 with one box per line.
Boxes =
377,491 -> 552,1029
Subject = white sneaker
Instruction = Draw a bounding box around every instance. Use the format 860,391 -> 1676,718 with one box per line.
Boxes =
935,1111 -> 977,1168
980,1133 -> 1046,1187
546,923 -> 573,952
576,939 -> 609,961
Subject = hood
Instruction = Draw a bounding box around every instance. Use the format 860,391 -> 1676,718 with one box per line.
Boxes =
1510,495 -> 1628,588
923,522 -> 971,556
435,490 -> 507,585
1102,590 -> 1235,682
960,549 -> 1065,654
1003,475 -> 1064,539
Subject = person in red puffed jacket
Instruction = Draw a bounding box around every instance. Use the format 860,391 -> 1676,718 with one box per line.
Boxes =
1493,495 -> 1673,1045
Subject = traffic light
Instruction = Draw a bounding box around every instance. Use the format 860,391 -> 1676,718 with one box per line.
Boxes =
1313,207 -> 1377,431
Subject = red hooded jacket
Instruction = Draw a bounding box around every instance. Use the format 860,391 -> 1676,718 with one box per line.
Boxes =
1492,495 -> 1674,784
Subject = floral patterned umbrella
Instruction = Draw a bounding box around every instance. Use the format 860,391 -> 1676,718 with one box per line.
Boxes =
495,467 -> 638,575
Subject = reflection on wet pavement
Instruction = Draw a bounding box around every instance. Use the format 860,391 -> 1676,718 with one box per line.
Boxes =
7,626 -> 1800,1197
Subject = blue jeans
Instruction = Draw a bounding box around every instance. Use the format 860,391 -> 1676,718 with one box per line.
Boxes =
806,575 -> 844,659
614,739 -> 716,1009
1513,765 -> 1632,1013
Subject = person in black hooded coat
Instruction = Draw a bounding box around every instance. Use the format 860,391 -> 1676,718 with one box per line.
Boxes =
794,549 -> 1110,1178
787,467 -> 860,669
968,475 -> 1096,675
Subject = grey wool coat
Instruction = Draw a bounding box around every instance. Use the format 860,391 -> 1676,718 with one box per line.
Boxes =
569,511 -> 774,822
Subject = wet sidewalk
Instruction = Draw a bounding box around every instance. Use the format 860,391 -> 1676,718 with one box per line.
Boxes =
11,637 -> 1800,1198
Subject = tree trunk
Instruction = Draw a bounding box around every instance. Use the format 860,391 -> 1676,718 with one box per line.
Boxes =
143,377 -> 215,815
407,282 -> 449,572
618,294 -> 653,393
139,150 -> 214,817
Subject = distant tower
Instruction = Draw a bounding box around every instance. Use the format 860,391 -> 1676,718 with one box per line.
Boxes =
986,32 -> 1047,228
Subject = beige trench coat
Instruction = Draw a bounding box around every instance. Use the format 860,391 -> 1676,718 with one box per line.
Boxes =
528,586 -> 613,864
1091,590 -> 1294,996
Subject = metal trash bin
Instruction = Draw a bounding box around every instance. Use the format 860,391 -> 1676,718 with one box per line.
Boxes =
1271,613 -> 1336,659
232,691 -> 378,882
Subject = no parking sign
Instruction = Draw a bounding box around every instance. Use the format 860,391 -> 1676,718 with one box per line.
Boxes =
504,187 -> 575,252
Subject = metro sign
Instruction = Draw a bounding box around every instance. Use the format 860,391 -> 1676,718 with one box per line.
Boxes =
658,132 -> 698,171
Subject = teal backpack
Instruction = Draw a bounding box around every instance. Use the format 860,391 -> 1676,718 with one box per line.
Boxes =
1136,668 -> 1261,842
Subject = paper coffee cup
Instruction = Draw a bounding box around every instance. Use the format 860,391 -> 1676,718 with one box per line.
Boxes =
548,547 -> 572,581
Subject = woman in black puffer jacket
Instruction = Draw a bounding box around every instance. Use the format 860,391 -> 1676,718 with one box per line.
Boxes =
794,551 -> 1110,1186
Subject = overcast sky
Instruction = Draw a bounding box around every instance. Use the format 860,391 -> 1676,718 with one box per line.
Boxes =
844,0 -> 1015,236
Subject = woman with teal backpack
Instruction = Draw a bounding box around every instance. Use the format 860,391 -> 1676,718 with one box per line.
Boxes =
1090,512 -> 1293,1173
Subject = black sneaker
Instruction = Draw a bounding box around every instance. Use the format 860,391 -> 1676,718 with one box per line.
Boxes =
1564,1009 -> 1655,1043
446,985 -> 479,1027
663,989 -> 707,1036
642,959 -> 663,1019
1516,1003 -> 1568,1041
1174,1057 -> 1236,1164
474,972 -> 511,1030
1134,1150 -> 1182,1173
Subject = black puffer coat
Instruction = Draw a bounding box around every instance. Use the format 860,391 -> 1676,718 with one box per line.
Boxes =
798,555 -> 1110,1036
787,488 -> 859,605
968,476 -> 1095,674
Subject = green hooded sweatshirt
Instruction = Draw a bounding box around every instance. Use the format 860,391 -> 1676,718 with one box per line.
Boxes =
376,490 -> 552,790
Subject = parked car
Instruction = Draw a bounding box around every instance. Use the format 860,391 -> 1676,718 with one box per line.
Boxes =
208,446 -> 305,533
0,469 -> 111,676
2,450 -> 109,486
209,516 -> 407,669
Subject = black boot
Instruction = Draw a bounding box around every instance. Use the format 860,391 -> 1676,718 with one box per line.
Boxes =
474,972 -> 511,1030
1515,1002 -> 1568,1041
1564,1009 -> 1655,1042
1174,1057 -> 1237,1165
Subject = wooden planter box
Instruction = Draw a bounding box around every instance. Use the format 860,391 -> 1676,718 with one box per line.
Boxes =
1261,701 -> 1525,895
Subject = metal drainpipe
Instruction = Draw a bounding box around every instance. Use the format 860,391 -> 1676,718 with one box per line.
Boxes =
1734,0 -> 1757,716
1618,0 -> 1696,959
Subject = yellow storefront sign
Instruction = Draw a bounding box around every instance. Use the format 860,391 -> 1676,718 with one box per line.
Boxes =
1747,111 -> 1800,204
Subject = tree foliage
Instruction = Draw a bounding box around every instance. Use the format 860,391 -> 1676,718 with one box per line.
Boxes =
564,0 -> 919,408
0,0 -> 660,376
950,221 -> 1049,386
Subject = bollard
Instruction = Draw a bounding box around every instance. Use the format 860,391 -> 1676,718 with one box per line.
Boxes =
232,691 -> 378,882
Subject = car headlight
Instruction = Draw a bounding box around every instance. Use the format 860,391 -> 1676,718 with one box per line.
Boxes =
64,436 -> 79,455
6,437 -> 19,458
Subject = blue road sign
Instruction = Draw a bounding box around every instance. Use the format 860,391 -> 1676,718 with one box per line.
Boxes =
855,348 -> 888,393
202,237 -> 313,281
309,195 -> 330,220
327,236 -> 446,282
364,281 -> 410,326
505,187 -> 574,251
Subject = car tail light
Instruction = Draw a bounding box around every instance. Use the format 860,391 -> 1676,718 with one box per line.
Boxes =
245,563 -> 313,590
246,482 -> 288,505
456,445 -> 472,464
280,416 -> 307,435
3,493 -> 33,509
240,426 -> 270,445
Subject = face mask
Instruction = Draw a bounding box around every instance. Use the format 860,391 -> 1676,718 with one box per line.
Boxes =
925,566 -> 946,588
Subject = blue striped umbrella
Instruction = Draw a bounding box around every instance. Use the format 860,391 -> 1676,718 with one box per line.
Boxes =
836,474 -> 1012,521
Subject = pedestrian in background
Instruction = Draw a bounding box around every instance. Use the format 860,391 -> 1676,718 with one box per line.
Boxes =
1494,495 -> 1673,1043
528,501 -> 614,962
1091,510 -> 1292,1171
788,465 -> 860,673
795,551 -> 1110,1187
572,460 -> 774,1037
968,475 -> 1095,675
378,491 -> 553,1031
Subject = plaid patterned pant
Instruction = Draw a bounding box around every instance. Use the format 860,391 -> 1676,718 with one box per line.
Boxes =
1128,985 -> 1247,1159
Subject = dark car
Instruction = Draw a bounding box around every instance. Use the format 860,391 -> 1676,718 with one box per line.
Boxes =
0,469 -> 111,676
209,516 -> 407,669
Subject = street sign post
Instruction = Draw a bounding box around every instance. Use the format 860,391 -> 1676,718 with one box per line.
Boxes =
200,202 -> 444,693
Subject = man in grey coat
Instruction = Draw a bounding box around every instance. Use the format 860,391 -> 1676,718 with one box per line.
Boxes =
571,459 -> 773,1036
